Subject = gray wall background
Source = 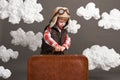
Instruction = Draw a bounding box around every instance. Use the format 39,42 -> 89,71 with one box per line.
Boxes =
0,0 -> 120,80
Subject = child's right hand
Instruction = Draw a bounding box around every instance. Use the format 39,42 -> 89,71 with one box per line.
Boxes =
55,45 -> 61,51
59,46 -> 65,51
55,45 -> 65,52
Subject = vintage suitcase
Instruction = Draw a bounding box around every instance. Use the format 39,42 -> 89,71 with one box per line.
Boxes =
28,55 -> 88,80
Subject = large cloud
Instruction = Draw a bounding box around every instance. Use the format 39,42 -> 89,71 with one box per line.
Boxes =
10,28 -> 43,51
22,0 -> 43,23
83,45 -> 120,71
98,8 -> 120,30
0,66 -> 11,79
0,45 -> 19,62
67,19 -> 81,34
76,2 -> 100,20
0,0 -> 44,24
0,0 -> 9,19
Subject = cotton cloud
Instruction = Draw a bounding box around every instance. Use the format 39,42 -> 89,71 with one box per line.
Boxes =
0,0 -> 44,24
0,45 -> 19,62
0,66 -> 11,79
76,2 -> 100,20
7,0 -> 24,24
98,9 -> 120,30
0,0 -> 9,19
10,28 -> 43,51
22,0 -> 44,24
67,19 -> 81,34
83,45 -> 120,71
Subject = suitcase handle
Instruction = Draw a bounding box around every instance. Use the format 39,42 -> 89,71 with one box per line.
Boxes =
52,49 -> 64,55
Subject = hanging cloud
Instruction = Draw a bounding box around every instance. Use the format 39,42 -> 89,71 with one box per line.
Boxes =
83,45 -> 120,71
10,28 -> 43,51
98,8 -> 120,30
0,0 -> 44,24
22,0 -> 44,23
67,19 -> 81,34
7,0 -> 24,24
0,0 -> 9,19
76,2 -> 100,20
0,45 -> 19,62
0,66 -> 11,79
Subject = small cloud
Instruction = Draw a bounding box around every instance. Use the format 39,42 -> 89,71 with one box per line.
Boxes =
7,0 -> 24,24
67,19 -> 81,34
83,45 -> 120,71
76,2 -> 100,20
0,66 -> 11,79
0,0 -> 44,24
22,0 -> 44,24
0,0 -> 9,19
10,28 -> 43,51
98,8 -> 120,30
0,45 -> 19,62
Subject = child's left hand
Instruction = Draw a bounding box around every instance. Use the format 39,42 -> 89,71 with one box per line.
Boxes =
60,46 -> 66,51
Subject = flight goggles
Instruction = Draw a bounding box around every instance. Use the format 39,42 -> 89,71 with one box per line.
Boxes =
56,8 -> 70,15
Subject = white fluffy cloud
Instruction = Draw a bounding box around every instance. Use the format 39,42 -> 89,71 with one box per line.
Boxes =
98,8 -> 120,30
0,66 -> 11,79
0,45 -> 19,62
0,0 -> 9,19
10,28 -> 43,51
76,2 -> 100,20
67,19 -> 81,34
0,0 -> 44,24
83,45 -> 120,71
22,0 -> 43,24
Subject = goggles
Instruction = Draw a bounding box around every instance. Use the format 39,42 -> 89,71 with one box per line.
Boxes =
56,8 -> 70,15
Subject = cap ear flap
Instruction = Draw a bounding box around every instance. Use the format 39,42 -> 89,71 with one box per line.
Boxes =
64,19 -> 70,29
49,16 -> 58,27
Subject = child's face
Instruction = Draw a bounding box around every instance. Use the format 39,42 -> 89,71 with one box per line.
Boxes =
57,18 -> 68,29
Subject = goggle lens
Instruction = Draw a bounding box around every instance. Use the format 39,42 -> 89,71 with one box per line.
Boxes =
58,9 -> 70,15
59,9 -> 64,14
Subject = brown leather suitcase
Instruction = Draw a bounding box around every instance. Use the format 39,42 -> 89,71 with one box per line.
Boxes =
28,55 -> 88,80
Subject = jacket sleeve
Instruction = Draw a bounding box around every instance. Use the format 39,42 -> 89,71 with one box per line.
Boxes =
62,34 -> 71,50
44,27 -> 59,48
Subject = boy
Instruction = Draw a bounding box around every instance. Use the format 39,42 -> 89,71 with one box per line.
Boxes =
41,7 -> 71,55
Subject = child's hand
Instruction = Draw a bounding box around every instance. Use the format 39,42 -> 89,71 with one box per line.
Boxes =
55,45 -> 61,51
55,45 -> 65,52
60,46 -> 65,51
